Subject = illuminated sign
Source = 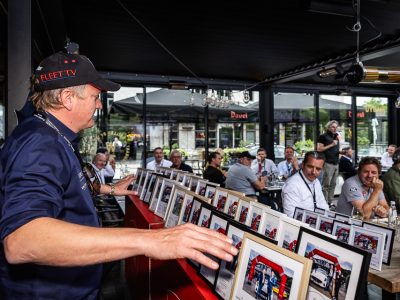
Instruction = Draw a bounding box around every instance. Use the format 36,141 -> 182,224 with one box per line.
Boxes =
230,111 -> 248,119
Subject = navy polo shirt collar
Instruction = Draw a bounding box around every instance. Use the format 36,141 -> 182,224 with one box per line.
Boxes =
45,112 -> 80,147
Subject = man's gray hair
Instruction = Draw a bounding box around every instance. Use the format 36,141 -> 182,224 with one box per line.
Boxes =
325,120 -> 338,130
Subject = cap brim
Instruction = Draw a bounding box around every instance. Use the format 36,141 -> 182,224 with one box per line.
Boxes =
92,78 -> 121,92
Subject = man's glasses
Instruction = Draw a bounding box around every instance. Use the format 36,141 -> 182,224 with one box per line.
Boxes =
82,163 -> 101,197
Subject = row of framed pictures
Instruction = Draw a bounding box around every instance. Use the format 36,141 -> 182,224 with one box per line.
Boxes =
182,205 -> 371,300
293,207 -> 396,270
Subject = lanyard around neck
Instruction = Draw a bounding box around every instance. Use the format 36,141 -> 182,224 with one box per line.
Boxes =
299,171 -> 317,209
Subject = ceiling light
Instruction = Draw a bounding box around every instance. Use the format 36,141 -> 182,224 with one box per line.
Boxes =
317,67 -> 338,78
347,62 -> 400,84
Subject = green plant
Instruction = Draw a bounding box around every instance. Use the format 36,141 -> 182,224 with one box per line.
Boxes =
294,139 -> 314,154
221,147 -> 248,165
357,136 -> 370,145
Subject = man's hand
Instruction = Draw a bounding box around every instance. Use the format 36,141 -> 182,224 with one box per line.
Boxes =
370,177 -> 384,191
292,157 -> 299,171
374,204 -> 388,218
141,223 -> 238,269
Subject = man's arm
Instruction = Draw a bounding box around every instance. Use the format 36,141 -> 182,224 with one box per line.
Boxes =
316,141 -> 337,152
252,176 -> 267,191
4,218 -> 237,269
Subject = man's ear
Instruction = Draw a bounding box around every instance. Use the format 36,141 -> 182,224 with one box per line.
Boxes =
59,89 -> 74,111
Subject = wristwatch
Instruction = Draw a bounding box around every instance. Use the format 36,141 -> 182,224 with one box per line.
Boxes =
108,183 -> 115,196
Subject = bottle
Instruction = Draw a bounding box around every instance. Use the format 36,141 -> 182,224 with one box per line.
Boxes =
389,201 -> 397,227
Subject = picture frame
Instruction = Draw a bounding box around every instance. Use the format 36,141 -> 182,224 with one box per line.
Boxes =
154,178 -> 176,219
234,197 -> 252,225
349,225 -> 385,271
187,197 -> 203,225
295,227 -> 371,300
164,168 -> 173,179
204,182 -> 220,201
224,190 -> 245,218
199,211 -> 229,286
137,169 -> 148,196
303,210 -> 319,228
176,171 -> 187,184
293,207 -> 306,222
325,210 -> 336,218
231,232 -> 312,300
139,171 -> 153,200
134,167 -> 143,186
335,212 -> 351,223
215,222 -> 246,300
332,220 -> 352,243
189,176 -> 200,192
182,173 -> 193,188
314,207 -> 326,215
212,187 -> 229,212
316,215 -> 335,234
177,190 -> 195,225
278,216 -> 309,252
195,179 -> 209,196
148,176 -> 166,211
165,185 -> 188,228
143,172 -> 163,203
258,208 -> 285,241
349,218 -> 363,227
363,221 -> 395,265
246,201 -> 268,232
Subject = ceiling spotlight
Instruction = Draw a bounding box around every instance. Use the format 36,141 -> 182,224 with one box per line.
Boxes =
317,67 -> 338,78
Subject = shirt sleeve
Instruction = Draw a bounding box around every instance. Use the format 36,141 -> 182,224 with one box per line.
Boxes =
341,180 -> 363,203
282,182 -> 300,218
0,132 -> 73,240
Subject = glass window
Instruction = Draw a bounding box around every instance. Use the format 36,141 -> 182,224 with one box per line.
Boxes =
356,96 -> 388,161
274,92 -> 315,160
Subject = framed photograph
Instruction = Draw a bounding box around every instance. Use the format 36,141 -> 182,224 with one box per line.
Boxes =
157,166 -> 168,175
212,187 -> 229,212
189,176 -> 200,192
182,174 -> 193,188
234,197 -> 251,225
165,186 -> 188,228
154,179 -> 176,219
349,218 -> 363,227
148,176 -> 166,211
204,182 -> 220,201
325,210 -> 336,218
316,215 -> 335,234
143,173 -> 159,203
335,213 -> 351,223
176,171 -> 187,183
196,179 -> 209,196
134,168 -> 143,186
258,208 -> 285,241
199,212 -> 229,286
296,227 -> 371,300
314,207 -> 326,215
246,201 -> 267,232
164,168 -> 173,179
304,210 -> 319,228
293,207 -> 306,222
332,221 -> 351,243
187,197 -> 203,225
137,169 -> 148,196
215,222 -> 246,300
363,221 -> 395,265
139,171 -> 153,200
177,191 -> 195,225
231,232 -> 312,300
278,217 -> 308,252
224,191 -> 244,218
349,225 -> 385,271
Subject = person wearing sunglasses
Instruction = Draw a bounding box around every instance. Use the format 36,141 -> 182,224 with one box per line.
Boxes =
0,52 -> 237,299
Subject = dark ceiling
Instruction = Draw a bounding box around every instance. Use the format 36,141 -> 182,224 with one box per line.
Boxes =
3,0 -> 400,89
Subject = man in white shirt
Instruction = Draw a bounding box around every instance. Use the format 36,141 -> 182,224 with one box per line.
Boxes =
96,148 -> 115,183
250,148 -> 278,176
91,153 -> 107,184
277,146 -> 300,179
282,151 -> 329,218
381,144 -> 397,169
146,147 -> 172,170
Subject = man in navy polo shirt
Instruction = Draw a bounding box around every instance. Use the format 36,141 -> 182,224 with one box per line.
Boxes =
0,52 -> 237,299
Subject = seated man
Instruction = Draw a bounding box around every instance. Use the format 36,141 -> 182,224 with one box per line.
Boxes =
225,151 -> 266,198
96,148 -> 115,183
381,144 -> 397,169
251,147 -> 278,176
170,149 -> 193,173
277,146 -> 300,179
339,146 -> 357,180
91,153 -> 107,184
203,151 -> 226,187
146,147 -> 172,170
382,148 -> 400,211
336,157 -> 389,219
282,151 -> 329,218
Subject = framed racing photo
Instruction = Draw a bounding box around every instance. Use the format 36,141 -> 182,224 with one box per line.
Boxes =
293,207 -> 306,222
139,171 -> 153,200
335,212 -> 351,223
154,178 -> 176,219
278,216 -> 308,252
231,232 -> 311,300
224,190 -> 244,218
332,220 -> 352,243
204,182 -> 220,202
215,222 -> 246,300
316,215 -> 335,234
258,208 -> 285,241
348,225 -> 385,271
295,227 -> 371,300
134,167 -> 143,187
314,207 -> 326,215
137,169 -> 149,196
148,176 -> 166,211
199,211 -> 229,286
362,221 -> 395,265
246,201 -> 268,232
143,172 -> 161,203
187,197 -> 203,225
212,187 -> 229,212
303,210 -> 319,228
177,191 -> 195,225
164,185 -> 188,228
234,197 -> 251,225
189,176 -> 200,192
195,179 -> 209,196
